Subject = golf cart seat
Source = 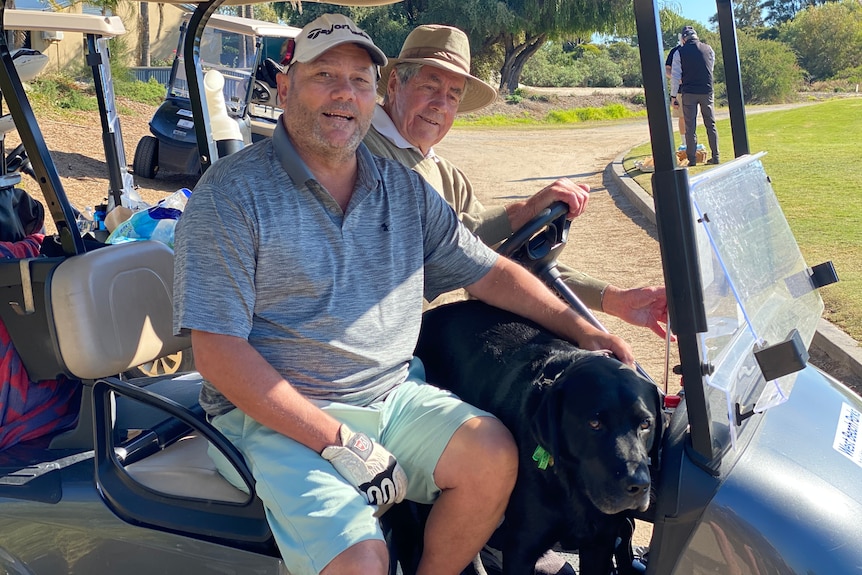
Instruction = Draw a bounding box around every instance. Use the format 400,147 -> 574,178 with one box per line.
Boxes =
256,57 -> 284,90
0,240 -> 273,548
0,240 -> 187,384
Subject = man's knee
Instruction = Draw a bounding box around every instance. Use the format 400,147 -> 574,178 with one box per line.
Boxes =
450,416 -> 518,488
321,539 -> 389,575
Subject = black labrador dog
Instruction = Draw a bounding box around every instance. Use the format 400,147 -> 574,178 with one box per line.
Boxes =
414,300 -> 662,575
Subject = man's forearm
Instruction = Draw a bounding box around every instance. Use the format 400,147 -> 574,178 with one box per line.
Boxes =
191,330 -> 341,452
557,262 -> 609,311
465,257 -> 595,345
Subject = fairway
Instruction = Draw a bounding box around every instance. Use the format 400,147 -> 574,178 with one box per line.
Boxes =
623,98 -> 862,342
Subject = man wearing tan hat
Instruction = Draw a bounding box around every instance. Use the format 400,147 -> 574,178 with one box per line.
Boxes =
365,25 -> 670,340
174,13 -> 634,575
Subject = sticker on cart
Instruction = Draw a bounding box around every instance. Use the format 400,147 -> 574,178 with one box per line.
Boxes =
177,108 -> 193,118
177,119 -> 194,130
833,402 -> 862,467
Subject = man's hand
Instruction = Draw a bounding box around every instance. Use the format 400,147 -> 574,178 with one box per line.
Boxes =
321,424 -> 408,507
507,178 -> 590,231
576,328 -> 634,366
601,285 -> 671,339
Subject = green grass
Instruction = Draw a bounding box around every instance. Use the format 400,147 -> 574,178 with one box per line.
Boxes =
27,74 -> 165,118
114,76 -> 168,106
623,98 -> 862,341
27,75 -> 100,113
455,103 -> 646,128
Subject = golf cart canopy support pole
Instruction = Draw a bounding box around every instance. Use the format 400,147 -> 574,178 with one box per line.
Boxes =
0,4 -> 86,255
633,0 -> 715,464
185,0 -> 222,174
717,0 -> 750,158
85,33 -> 135,210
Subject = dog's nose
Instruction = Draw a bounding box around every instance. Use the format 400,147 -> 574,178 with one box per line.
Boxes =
625,469 -> 651,497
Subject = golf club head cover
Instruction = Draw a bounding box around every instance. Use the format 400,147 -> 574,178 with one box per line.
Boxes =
321,424 -> 408,506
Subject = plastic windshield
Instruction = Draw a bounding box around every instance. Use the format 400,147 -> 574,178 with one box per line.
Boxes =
688,153 -> 824,447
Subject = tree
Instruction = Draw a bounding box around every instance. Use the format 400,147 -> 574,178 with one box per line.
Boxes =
139,2 -> 150,66
398,0 -> 633,93
708,0 -> 766,29
779,0 -> 862,80
272,0 -> 633,93
762,0 -> 842,25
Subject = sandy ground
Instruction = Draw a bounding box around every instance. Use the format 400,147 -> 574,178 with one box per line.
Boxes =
437,121 -> 677,383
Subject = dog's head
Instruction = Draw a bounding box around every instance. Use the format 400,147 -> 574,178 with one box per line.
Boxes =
531,353 -> 663,515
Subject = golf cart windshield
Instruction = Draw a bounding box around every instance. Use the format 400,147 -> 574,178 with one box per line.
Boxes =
168,12 -> 298,118
689,153 -> 825,447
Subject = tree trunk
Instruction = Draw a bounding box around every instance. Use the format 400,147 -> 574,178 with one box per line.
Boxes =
498,32 -> 547,94
140,2 -> 151,66
157,3 -> 164,40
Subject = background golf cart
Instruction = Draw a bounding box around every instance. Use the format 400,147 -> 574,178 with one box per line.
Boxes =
1,1 -> 862,575
132,11 -> 299,180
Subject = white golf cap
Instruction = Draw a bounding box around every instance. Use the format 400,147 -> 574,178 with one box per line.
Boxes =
284,14 -> 387,68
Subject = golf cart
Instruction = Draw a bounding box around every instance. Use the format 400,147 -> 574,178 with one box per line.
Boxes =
1,9 -> 135,211
1,0 -> 861,574
131,12 -> 299,179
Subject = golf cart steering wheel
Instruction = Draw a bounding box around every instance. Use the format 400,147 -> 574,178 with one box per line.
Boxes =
497,201 -> 570,275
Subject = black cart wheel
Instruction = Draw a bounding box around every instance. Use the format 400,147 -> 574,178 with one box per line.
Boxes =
133,135 -> 159,179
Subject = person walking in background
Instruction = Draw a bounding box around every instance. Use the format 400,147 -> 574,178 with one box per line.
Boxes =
665,31 -> 686,140
670,26 -> 719,166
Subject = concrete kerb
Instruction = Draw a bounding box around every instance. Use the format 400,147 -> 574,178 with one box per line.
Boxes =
607,150 -> 862,382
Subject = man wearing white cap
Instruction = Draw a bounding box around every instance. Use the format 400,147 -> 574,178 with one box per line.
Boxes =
174,13 -> 633,575
365,25 -> 670,340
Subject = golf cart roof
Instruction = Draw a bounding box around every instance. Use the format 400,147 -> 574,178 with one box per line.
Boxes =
3,8 -> 125,36
187,12 -> 300,39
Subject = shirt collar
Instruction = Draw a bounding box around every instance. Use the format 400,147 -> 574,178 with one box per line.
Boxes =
272,115 -> 382,193
371,104 -> 437,160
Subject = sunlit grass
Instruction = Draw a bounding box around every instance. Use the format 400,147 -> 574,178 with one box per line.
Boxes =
623,98 -> 862,340
454,103 -> 645,127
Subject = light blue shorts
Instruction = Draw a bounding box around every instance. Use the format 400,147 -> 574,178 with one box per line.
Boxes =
208,362 -> 494,575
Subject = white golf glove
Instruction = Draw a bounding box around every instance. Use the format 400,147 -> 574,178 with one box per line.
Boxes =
320,425 -> 408,507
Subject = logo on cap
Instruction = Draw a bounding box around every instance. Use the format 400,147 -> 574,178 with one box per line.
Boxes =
307,22 -> 373,42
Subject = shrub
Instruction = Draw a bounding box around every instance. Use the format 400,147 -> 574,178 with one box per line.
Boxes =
576,52 -> 623,87
115,77 -> 167,105
779,0 -> 862,82
521,42 -> 584,87
545,103 -> 638,123
714,30 -> 802,103
28,75 -> 98,112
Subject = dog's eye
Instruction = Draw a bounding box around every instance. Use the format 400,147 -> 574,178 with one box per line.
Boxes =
589,419 -> 602,430
640,419 -> 652,430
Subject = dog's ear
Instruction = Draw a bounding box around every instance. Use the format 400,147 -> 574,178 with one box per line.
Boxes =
647,382 -> 665,471
530,378 -> 566,463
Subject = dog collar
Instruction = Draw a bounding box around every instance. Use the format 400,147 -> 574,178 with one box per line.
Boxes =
532,445 -> 554,470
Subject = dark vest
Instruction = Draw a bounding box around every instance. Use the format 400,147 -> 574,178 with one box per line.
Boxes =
679,40 -> 713,95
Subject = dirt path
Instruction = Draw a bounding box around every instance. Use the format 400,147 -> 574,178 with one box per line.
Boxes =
435,120 -> 678,387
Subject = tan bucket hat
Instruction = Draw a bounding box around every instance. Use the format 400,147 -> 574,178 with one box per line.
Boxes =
378,25 -> 497,113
